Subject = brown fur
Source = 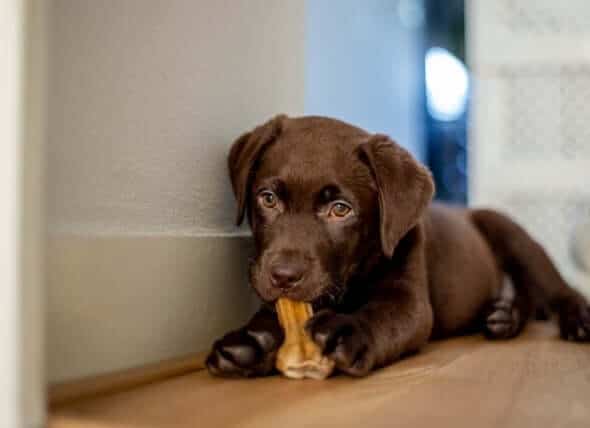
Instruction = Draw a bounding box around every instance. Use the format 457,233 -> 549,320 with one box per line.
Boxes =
207,115 -> 590,377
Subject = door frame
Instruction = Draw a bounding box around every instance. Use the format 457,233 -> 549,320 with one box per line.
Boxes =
0,0 -> 46,426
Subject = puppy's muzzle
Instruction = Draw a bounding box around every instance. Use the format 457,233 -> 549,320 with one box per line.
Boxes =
268,251 -> 310,290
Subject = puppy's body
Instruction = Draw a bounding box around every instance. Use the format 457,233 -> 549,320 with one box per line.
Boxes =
207,116 -> 590,378
424,204 -> 502,338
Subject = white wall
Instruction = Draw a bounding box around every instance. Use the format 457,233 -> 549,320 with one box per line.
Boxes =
0,1 -> 25,424
1,0 -> 45,426
468,0 -> 590,294
47,0 -> 305,382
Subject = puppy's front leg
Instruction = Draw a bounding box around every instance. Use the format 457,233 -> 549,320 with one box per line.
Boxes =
206,306 -> 283,377
307,227 -> 433,376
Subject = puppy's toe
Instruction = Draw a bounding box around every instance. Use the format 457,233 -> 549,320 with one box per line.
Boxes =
332,339 -> 372,377
306,312 -> 375,376
206,346 -> 257,377
559,298 -> 590,342
220,343 -> 258,367
483,299 -> 522,340
246,328 -> 280,353
206,329 -> 277,377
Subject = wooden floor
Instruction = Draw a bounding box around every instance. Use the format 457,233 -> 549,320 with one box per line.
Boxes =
50,323 -> 590,428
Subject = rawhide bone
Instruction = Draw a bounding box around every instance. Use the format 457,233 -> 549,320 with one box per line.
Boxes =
275,298 -> 335,380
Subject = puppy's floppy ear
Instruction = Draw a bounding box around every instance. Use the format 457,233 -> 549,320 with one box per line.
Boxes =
359,134 -> 434,258
228,114 -> 287,225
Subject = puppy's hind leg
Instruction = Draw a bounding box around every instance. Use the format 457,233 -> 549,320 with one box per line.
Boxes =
471,209 -> 590,342
482,277 -> 531,340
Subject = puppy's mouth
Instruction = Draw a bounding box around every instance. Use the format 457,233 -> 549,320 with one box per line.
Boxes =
248,260 -> 346,309
308,284 -> 346,311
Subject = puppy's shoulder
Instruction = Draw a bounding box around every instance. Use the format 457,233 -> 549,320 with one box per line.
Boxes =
426,202 -> 470,227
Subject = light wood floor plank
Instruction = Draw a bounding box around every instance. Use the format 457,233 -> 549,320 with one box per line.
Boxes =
50,323 -> 590,428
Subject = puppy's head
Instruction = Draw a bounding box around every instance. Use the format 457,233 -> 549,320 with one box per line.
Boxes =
229,115 -> 433,304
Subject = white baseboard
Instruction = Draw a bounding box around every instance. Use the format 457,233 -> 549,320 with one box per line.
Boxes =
47,234 -> 258,383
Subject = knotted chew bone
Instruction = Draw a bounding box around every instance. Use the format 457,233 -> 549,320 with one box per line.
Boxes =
275,298 -> 335,379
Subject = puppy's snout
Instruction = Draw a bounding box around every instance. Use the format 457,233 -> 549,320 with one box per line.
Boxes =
270,264 -> 304,289
269,252 -> 309,290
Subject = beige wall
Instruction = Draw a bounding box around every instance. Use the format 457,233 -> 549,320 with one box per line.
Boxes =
47,0 -> 305,382
47,236 -> 256,382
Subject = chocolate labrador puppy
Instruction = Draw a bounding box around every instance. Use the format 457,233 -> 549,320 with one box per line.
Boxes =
207,115 -> 590,377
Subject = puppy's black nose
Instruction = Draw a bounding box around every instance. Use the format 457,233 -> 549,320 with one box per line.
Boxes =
270,263 -> 304,289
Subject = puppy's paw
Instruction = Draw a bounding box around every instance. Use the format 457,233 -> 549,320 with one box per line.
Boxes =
206,328 -> 280,377
306,310 -> 375,377
483,299 -> 523,340
558,297 -> 590,342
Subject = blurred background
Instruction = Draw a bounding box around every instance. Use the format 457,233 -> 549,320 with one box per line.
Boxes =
308,0 -> 590,293
308,0 -> 468,204
2,1 -> 590,426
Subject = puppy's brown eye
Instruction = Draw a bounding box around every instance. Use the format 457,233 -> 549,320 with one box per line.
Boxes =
329,201 -> 352,218
259,191 -> 278,209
